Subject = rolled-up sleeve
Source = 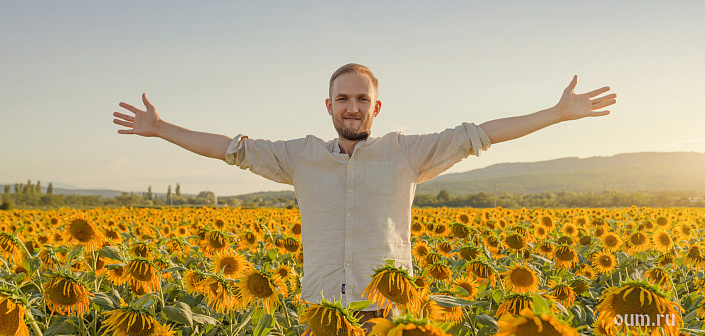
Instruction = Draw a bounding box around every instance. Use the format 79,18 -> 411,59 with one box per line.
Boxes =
225,134 -> 305,185
401,123 -> 491,183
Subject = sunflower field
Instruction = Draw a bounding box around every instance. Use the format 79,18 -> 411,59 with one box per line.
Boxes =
1,206 -> 705,336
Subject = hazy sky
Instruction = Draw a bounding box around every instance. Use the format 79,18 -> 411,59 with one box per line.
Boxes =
2,1 -> 704,196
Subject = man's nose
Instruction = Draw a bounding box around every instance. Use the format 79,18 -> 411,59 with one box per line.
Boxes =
347,100 -> 359,112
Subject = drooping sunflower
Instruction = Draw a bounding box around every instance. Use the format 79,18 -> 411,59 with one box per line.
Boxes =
426,262 -> 452,282
0,293 -> 30,336
502,264 -> 540,294
63,215 -> 104,250
44,273 -> 92,316
684,243 -> 704,268
495,307 -> 579,336
592,250 -> 617,274
300,297 -> 365,336
436,241 -> 454,257
658,253 -> 675,269
362,260 -> 421,316
123,258 -> 161,293
467,259 -> 496,286
569,277 -> 589,295
238,268 -> 287,314
458,244 -> 481,261
432,290 -> 464,322
106,265 -> 129,286
0,233 -> 25,262
201,230 -> 230,257
452,275 -> 479,300
549,280 -> 577,307
211,250 -> 251,279
645,267 -> 671,292
368,315 -> 451,336
238,231 -> 260,252
536,241 -> 555,257
102,306 -> 174,336
495,293 -> 533,319
553,245 -> 578,268
596,281 -> 683,336
649,228 -> 672,252
451,222 -> 470,238
200,274 -> 241,313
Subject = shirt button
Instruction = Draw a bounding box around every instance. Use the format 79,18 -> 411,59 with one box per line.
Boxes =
348,189 -> 352,193
346,239 -> 351,243
348,164 -> 352,168
347,213 -> 351,217
345,263 -> 350,267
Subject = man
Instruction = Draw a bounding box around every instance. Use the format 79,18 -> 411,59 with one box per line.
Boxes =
113,63 -> 616,330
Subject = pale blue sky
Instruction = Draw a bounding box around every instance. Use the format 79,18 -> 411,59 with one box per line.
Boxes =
2,1 -> 704,196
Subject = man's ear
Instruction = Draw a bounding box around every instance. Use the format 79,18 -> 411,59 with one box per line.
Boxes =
325,98 -> 333,116
374,100 -> 382,117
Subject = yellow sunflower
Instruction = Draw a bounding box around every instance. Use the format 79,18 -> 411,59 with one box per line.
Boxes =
275,264 -> 295,282
592,250 -> 617,275
549,280 -> 577,307
684,243 -> 704,268
495,293 -> 533,319
495,307 -> 579,336
502,264 -> 540,294
211,250 -> 251,279
300,298 -> 365,336
43,274 -> 92,316
368,315 -> 451,336
0,294 -> 30,336
553,245 -> 578,268
200,274 -> 241,313
412,241 -> 431,261
102,306 -> 174,336
467,259 -> 496,286
63,215 -> 104,251
282,237 -> 301,253
600,232 -> 622,252
645,267 -> 671,292
106,266 -> 129,286
451,223 -> 470,238
436,241 -> 454,257
362,260 -> 421,316
650,229 -> 674,254
410,222 -> 425,237
452,275 -> 479,300
625,231 -> 650,254
123,258 -> 161,293
238,231 -> 260,252
458,245 -> 481,261
569,277 -> 589,296
201,230 -> 230,257
596,281 -> 683,336
0,233 -> 25,262
536,241 -> 555,258
426,263 -> 452,282
238,269 -> 287,314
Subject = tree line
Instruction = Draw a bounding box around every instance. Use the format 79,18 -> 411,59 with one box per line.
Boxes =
2,180 -> 704,210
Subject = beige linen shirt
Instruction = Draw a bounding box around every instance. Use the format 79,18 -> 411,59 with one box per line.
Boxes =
225,122 -> 491,310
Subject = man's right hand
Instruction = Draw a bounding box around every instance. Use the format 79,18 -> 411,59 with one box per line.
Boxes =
114,93 -> 160,137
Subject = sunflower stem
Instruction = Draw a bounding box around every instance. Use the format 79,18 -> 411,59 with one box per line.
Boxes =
281,295 -> 293,329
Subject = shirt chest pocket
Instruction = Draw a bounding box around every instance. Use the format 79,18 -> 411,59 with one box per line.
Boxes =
364,160 -> 397,196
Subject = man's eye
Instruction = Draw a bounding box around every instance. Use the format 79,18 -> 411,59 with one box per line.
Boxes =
336,98 -> 346,101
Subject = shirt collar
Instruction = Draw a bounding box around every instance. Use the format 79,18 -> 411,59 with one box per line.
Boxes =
331,137 -> 368,154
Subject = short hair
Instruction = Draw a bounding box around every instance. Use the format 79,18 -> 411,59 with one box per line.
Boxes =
329,63 -> 379,99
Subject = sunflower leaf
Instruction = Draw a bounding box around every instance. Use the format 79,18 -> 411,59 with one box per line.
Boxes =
163,302 -> 194,327
347,300 -> 373,311
430,295 -> 476,307
98,246 -> 124,262
475,314 -> 498,330
65,244 -> 84,266
192,313 -> 219,326
253,313 -> 275,336
91,292 -> 116,311
531,294 -> 551,314
161,266 -> 187,273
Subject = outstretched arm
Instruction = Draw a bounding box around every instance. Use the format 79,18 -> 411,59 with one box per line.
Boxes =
479,76 -> 617,144
113,94 -> 232,161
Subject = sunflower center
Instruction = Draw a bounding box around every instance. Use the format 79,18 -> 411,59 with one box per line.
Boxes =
438,242 -> 453,253
657,234 -> 671,246
571,280 -> 588,294
554,286 -> 571,300
247,273 -> 274,299
245,233 -> 256,244
604,236 -> 618,247
555,247 -> 575,261
598,256 -> 613,268
0,298 -> 22,335
46,279 -> 86,305
377,272 -> 411,304
118,313 -> 156,336
510,268 -> 535,288
208,233 -> 226,248
220,257 -> 239,274
292,223 -> 302,235
283,239 -> 300,252
470,263 -> 492,279
610,285 -> 664,318
69,220 -> 96,242
515,318 -> 562,336
416,245 -> 429,257
630,233 -> 647,245
309,307 -> 351,336
506,235 -> 525,250
129,262 -> 155,282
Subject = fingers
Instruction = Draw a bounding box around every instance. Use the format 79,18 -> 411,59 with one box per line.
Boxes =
119,102 -> 143,114
592,99 -> 616,110
566,75 -> 578,92
586,86 -> 611,98
113,118 -> 133,128
117,129 -> 134,134
142,93 -> 154,110
592,93 -> 617,104
113,112 -> 134,122
591,110 -> 610,117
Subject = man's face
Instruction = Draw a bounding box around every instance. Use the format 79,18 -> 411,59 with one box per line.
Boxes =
326,72 -> 381,141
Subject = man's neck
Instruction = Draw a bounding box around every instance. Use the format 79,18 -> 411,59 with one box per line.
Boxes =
337,137 -> 364,158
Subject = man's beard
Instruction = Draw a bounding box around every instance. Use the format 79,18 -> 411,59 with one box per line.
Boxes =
334,115 -> 372,141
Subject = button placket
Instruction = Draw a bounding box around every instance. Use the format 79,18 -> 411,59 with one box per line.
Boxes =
343,158 -> 355,304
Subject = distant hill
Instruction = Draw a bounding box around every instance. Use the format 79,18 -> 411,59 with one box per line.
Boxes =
417,152 -> 705,195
